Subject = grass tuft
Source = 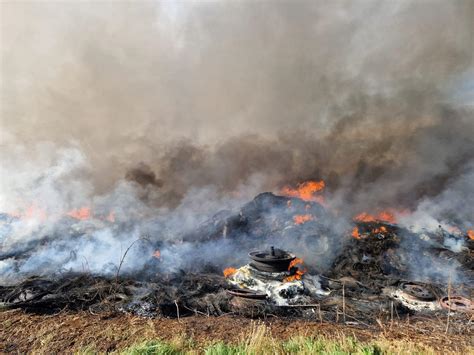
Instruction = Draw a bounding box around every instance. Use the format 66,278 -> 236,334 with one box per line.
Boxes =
204,342 -> 244,355
124,340 -> 180,355
112,322 -> 447,354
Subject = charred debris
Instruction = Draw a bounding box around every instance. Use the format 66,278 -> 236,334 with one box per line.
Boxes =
0,192 -> 472,324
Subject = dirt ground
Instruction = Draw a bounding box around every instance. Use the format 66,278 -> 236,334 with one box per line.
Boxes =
1,309 -> 472,353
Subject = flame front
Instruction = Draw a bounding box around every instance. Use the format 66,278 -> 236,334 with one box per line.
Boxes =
7,203 -> 117,223
293,214 -> 313,225
67,207 -> 92,220
281,180 -> 325,203
7,204 -> 47,221
351,225 -> 388,239
354,210 -> 396,224
223,267 -> 237,278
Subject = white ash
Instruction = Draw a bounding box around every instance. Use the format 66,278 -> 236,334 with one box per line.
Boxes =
227,264 -> 327,306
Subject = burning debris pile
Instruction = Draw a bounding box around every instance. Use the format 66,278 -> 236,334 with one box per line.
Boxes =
0,182 -> 472,324
1,2 -> 473,342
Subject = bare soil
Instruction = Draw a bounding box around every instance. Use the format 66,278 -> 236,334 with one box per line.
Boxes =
1,309 -> 472,353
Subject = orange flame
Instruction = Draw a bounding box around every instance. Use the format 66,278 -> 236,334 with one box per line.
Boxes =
223,267 -> 237,278
284,258 -> 307,282
6,204 -> 117,224
351,227 -> 361,239
352,225 -> 388,239
468,230 -> 474,240
289,258 -> 304,269
26,205 -> 47,221
67,207 -> 92,220
354,210 -> 396,224
446,225 -> 461,234
152,250 -> 161,259
372,226 -> 387,234
293,214 -> 313,225
7,204 -> 47,221
281,180 -> 325,202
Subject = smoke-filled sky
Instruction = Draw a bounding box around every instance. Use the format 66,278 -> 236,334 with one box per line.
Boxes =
1,0 -> 473,216
0,0 -> 473,284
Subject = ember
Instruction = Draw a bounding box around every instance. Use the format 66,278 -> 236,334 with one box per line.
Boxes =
373,226 -> 387,234
293,214 -> 313,225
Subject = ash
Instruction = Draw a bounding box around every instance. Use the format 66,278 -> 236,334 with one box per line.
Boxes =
226,264 -> 328,306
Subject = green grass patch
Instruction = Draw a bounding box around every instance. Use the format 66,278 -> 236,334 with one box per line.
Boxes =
125,340 -> 180,355
118,323 -> 434,354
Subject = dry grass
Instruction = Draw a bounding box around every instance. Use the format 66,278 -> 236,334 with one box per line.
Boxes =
1,310 -> 472,354
120,323 -> 448,354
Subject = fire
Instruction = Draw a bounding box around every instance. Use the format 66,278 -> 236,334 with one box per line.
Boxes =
24,205 -> 46,220
372,226 -> 387,234
354,210 -> 396,224
67,207 -> 92,220
446,225 -> 461,234
293,214 -> 313,225
289,258 -> 304,269
351,227 -> 361,239
106,211 -> 115,223
6,203 -> 116,223
281,180 -> 325,203
7,204 -> 47,221
352,225 -> 388,239
285,258 -> 307,282
223,267 -> 237,278
468,230 -> 474,240
152,250 -> 161,259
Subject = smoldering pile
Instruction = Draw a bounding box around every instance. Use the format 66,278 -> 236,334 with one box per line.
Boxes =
1,190 -> 472,324
1,0 -> 473,329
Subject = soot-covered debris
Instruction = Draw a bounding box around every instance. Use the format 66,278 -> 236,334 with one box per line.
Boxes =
0,273 -> 231,318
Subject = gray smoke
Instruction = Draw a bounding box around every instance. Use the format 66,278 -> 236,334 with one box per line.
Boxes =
0,1 -> 473,283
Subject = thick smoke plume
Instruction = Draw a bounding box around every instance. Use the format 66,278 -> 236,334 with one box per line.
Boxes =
0,1 -> 473,282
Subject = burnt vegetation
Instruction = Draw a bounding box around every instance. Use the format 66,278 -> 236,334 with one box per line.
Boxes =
1,192 -> 472,327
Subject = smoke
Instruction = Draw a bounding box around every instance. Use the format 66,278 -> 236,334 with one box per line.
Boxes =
1,1 -> 473,282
